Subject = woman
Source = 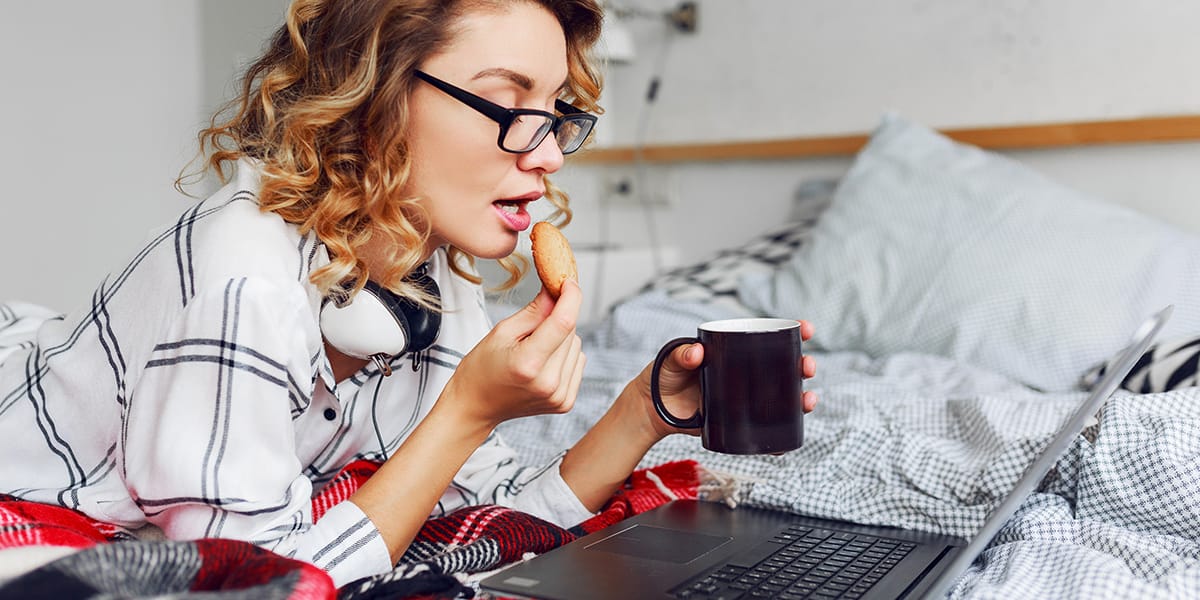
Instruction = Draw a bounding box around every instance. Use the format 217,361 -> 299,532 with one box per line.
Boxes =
0,0 -> 817,587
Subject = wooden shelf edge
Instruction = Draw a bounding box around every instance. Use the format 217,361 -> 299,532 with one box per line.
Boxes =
573,114 -> 1200,164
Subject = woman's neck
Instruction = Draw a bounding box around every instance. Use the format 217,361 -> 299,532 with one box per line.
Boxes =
324,341 -> 370,383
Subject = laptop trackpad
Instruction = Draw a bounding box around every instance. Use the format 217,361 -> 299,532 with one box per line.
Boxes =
586,525 -> 732,563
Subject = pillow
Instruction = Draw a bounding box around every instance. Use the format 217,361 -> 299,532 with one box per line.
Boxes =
630,178 -> 835,314
1083,334 -> 1200,393
636,220 -> 812,309
739,113 -> 1200,392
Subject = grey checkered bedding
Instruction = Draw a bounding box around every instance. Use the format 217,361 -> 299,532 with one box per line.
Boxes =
497,291 -> 1200,599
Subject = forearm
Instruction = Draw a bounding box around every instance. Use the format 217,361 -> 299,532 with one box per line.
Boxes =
348,401 -> 494,564
559,380 -> 663,511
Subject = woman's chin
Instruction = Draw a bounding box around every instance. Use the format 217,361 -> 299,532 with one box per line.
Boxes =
464,237 -> 519,261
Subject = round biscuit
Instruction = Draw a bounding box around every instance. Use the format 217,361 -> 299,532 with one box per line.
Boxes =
530,221 -> 578,299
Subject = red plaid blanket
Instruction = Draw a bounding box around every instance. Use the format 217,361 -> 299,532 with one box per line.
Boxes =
0,460 -> 703,599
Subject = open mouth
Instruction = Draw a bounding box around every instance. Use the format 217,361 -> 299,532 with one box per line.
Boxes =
495,200 -> 524,214
493,199 -> 533,231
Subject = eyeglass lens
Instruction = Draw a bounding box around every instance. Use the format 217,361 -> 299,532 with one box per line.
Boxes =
504,114 -> 593,154
555,117 -> 592,154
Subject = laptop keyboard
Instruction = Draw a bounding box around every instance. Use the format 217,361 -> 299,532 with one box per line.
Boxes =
670,525 -> 916,599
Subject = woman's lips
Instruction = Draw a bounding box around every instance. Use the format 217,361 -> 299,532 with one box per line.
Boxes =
494,200 -> 532,231
493,191 -> 542,232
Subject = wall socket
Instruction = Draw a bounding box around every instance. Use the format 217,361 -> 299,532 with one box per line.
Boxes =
596,164 -> 677,207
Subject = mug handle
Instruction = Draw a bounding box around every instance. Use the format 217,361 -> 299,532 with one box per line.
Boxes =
650,337 -> 704,429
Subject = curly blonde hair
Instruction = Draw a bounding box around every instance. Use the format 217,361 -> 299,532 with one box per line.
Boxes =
183,0 -> 603,303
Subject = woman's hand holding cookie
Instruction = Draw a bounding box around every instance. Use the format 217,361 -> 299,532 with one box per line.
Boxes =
446,245 -> 584,427
438,221 -> 584,427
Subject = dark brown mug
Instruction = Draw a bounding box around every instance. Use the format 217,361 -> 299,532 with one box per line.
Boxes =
650,318 -> 804,455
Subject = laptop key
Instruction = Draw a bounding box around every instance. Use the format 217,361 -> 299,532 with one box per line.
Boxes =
676,528 -> 919,600
735,574 -> 765,586
831,575 -> 858,587
726,540 -> 786,569
710,567 -> 745,581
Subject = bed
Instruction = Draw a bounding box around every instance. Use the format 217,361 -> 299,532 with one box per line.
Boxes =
3,114 -> 1200,599
493,113 -> 1200,598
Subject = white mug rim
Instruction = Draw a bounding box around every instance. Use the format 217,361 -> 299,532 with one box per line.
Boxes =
699,317 -> 800,333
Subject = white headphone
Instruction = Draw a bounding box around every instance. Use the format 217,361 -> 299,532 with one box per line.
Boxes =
319,267 -> 441,376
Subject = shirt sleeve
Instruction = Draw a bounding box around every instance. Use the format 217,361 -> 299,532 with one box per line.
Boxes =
438,431 -> 596,527
122,277 -> 391,587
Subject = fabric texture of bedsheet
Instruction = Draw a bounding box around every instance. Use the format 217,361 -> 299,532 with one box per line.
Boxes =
497,290 -> 1200,599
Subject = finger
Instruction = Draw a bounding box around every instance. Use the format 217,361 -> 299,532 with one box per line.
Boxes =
668,342 -> 703,373
802,390 -> 818,413
530,319 -> 576,398
522,280 -> 582,355
559,347 -> 587,414
651,343 -> 703,401
533,326 -> 577,399
801,355 -> 816,379
545,334 -> 583,412
553,332 -> 582,396
498,285 -> 556,339
798,319 -> 814,342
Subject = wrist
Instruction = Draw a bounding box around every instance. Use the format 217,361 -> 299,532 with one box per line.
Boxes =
615,377 -> 670,449
430,378 -> 500,440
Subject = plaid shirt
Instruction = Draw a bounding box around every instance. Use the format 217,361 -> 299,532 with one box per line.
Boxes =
0,160 -> 592,587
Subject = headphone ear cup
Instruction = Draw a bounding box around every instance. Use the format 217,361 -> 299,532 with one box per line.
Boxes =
361,280 -> 441,354
395,291 -> 441,353
319,278 -> 442,360
389,269 -> 442,354
320,284 -> 411,360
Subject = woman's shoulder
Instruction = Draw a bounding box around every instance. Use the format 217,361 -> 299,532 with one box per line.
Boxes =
169,163 -> 325,293
78,161 -> 328,328
187,161 -> 301,248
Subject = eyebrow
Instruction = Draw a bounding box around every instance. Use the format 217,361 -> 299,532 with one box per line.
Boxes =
471,68 -> 570,95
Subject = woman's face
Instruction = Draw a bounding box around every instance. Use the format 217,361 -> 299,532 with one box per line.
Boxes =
405,2 -> 570,260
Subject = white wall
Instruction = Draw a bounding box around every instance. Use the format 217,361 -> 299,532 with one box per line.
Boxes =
599,0 -> 1200,144
199,0 -> 289,126
0,2 -> 204,312
3,0 -> 1198,320
549,0 -> 1200,321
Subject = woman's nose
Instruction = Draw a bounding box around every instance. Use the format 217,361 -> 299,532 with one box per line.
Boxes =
517,132 -> 565,174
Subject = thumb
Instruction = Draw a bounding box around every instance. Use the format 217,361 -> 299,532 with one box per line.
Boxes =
653,342 -> 704,391
498,287 -> 555,336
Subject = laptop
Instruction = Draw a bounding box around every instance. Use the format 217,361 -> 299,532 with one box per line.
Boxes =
481,306 -> 1173,600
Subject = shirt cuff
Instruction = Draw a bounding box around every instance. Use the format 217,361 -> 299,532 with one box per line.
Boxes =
513,456 -> 596,527
300,500 -> 393,588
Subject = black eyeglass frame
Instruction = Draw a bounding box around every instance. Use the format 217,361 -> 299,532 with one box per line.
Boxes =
413,69 -> 597,155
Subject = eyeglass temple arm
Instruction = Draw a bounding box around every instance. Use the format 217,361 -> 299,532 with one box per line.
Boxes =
555,99 -> 590,116
414,70 -> 512,122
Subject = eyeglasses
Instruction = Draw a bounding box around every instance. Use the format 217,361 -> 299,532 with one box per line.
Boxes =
413,70 -> 597,155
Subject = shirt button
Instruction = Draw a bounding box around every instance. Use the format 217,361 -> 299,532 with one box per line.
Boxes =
323,408 -> 337,421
